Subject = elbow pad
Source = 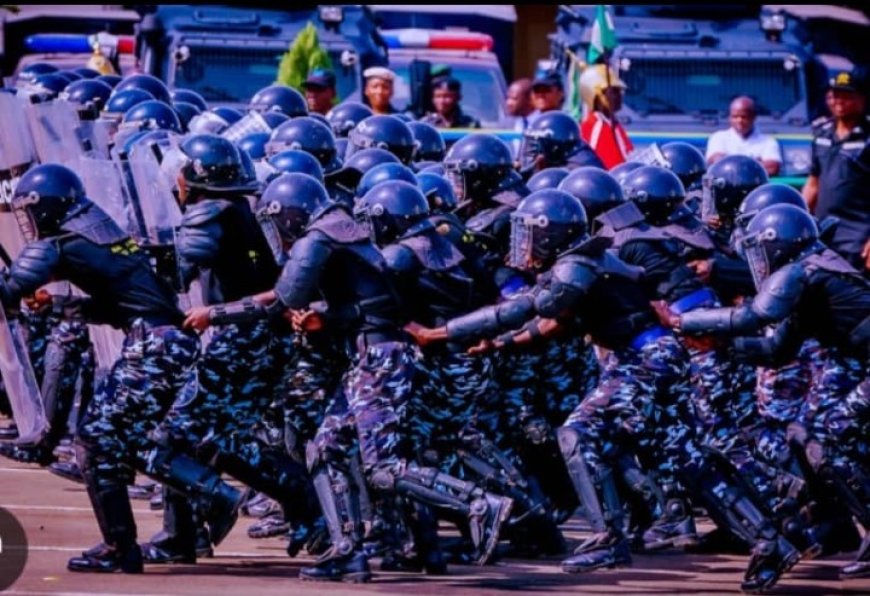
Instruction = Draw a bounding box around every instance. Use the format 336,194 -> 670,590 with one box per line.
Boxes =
446,295 -> 535,343
7,241 -> 59,298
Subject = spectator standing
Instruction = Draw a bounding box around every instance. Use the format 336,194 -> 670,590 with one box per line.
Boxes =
706,96 -> 782,176
802,69 -> 870,272
301,68 -> 337,115
579,64 -> 633,170
506,78 -> 533,132
529,72 -> 565,120
420,77 -> 481,129
362,66 -> 400,115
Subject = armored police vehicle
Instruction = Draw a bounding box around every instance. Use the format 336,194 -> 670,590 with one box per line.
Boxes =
133,4 -> 388,109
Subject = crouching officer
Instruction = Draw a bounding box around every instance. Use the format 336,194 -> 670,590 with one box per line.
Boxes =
1,164 -> 242,574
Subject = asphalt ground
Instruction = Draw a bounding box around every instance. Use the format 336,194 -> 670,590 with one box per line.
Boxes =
1,458 -> 870,595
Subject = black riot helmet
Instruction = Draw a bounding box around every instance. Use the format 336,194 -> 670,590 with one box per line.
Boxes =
121,100 -> 183,133
326,101 -> 374,138
114,73 -> 172,104
355,180 -> 430,245
176,133 -> 259,195
622,166 -> 686,225
96,74 -> 122,89
172,101 -> 202,132
332,147 -> 400,191
741,204 -> 819,289
170,88 -> 208,111
661,142 -> 706,191
407,121 -> 446,163
609,160 -> 643,188
527,167 -> 570,193
558,166 -> 625,222
238,131 -> 271,161
16,62 -> 58,87
187,106 -> 243,135
443,133 -> 516,203
265,116 -> 341,174
249,84 -> 307,117
267,149 -> 325,183
356,163 -> 418,200
417,172 -> 458,214
521,110 -> 584,167
257,172 -> 330,259
346,115 -> 416,165
261,111 -> 290,130
26,73 -> 70,100
509,189 -> 589,271
702,154 -> 768,225
73,67 -> 101,80
60,79 -> 113,119
735,183 -> 806,233
12,164 -> 88,241
101,88 -> 154,121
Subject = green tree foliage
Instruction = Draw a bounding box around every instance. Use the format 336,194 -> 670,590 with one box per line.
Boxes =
275,22 -> 334,92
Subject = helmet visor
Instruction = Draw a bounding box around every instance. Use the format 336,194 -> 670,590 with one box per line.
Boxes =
11,197 -> 39,242
509,210 -> 549,270
740,230 -> 774,291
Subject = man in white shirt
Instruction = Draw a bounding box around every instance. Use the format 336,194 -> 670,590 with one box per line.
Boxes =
706,96 -> 782,176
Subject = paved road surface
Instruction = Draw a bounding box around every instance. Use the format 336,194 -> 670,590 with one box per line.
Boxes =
1,459 -> 869,595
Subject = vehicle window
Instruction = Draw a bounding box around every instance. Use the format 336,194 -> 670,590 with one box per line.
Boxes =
622,57 -> 802,117
391,63 -> 506,125
173,45 -> 358,105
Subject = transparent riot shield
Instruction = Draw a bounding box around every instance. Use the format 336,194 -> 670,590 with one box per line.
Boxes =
75,155 -> 134,233
127,136 -> 184,246
221,111 -> 272,144
21,96 -> 83,167
0,92 -> 36,175
0,300 -> 48,444
628,143 -> 668,168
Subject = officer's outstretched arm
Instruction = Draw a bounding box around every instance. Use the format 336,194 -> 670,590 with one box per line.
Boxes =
680,263 -> 805,336
491,317 -> 564,350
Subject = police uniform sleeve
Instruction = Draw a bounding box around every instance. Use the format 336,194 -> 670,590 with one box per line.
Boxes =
274,232 -> 333,309
731,317 -> 803,367
681,263 -> 805,335
0,241 -> 60,309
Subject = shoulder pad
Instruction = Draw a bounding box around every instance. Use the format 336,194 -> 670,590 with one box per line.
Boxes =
551,255 -> 599,293
609,223 -> 669,248
10,240 -> 60,290
399,232 -> 464,272
181,199 -> 234,228
752,262 -> 806,321
307,207 -> 370,244
491,189 -> 524,208
561,234 -> 613,258
594,201 -> 645,233
803,248 -> 861,276
60,205 -> 128,246
466,204 -> 512,234
176,221 -> 221,265
660,222 -> 716,251
382,243 -> 419,274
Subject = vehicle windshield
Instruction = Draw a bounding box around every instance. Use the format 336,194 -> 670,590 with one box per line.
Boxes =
390,62 -> 507,126
622,57 -> 803,118
173,45 -> 358,105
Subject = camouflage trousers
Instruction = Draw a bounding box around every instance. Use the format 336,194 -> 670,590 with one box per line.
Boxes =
563,334 -> 702,492
408,350 -> 496,474
753,340 -> 823,470
279,335 -> 348,464
687,347 -> 778,506
312,340 -> 418,478
76,320 -> 199,485
532,334 -> 600,427
155,320 -> 277,462
799,347 -> 869,470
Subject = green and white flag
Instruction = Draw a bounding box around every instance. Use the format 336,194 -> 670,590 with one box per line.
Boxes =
587,5 -> 618,64
565,49 -> 584,120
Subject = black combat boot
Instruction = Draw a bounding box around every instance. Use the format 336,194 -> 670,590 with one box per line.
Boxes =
68,480 -> 143,573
